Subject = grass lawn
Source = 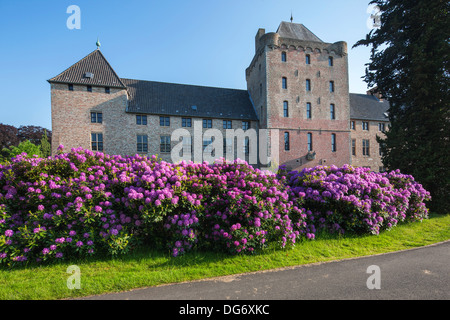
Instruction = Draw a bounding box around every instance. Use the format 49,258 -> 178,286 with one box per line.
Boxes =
1,213 -> 449,300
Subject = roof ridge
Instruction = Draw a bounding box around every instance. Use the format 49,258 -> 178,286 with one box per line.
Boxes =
120,78 -> 247,92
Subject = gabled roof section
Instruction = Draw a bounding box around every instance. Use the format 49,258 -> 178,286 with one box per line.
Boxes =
350,93 -> 390,121
121,78 -> 258,121
276,21 -> 323,42
48,49 -> 126,88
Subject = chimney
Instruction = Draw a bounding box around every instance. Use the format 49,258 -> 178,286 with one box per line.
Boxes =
255,28 -> 265,52
367,87 -> 384,102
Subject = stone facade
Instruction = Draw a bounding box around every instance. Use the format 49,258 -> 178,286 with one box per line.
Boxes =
246,27 -> 351,171
49,21 -> 389,172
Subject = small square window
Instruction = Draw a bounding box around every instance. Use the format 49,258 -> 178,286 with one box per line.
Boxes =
105,87 -> 110,94
160,116 -> 170,127
182,118 -> 192,127
87,85 -> 92,92
223,120 -> 232,129
91,112 -> 102,124
242,121 -> 250,130
203,119 -> 212,128
362,122 -> 369,131
68,84 -> 74,91
136,115 -> 147,125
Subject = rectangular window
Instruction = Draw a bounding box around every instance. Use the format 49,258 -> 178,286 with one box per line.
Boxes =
223,138 -> 232,155
91,112 -> 103,124
306,54 -> 310,65
362,122 -> 369,131
244,137 -> 250,155
136,115 -> 147,125
284,132 -> 290,151
328,56 -> 334,66
283,101 -> 289,117
306,79 -> 311,92
378,123 -> 385,132
281,52 -> 287,62
182,136 -> 192,156
362,139 -> 370,156
203,138 -> 213,154
160,135 -> 171,153
87,85 -> 92,92
137,135 -> 148,153
329,81 -> 335,93
282,77 -> 287,89
306,103 -> 312,119
331,133 -> 337,152
307,133 -> 313,152
160,116 -> 170,127
182,118 -> 192,127
330,104 -> 336,120
203,119 -> 212,128
259,83 -> 262,96
351,121 -> 355,130
223,120 -> 232,129
68,84 -> 74,91
91,133 -> 103,151
242,121 -> 250,130
352,139 -> 356,156
105,87 -> 110,94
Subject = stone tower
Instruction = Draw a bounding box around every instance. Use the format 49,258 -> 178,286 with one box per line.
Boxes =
246,21 -> 351,171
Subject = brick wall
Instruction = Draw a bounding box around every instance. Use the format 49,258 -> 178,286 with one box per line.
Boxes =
350,119 -> 389,171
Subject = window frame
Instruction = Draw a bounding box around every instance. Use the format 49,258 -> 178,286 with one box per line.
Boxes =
283,101 -> 289,118
306,102 -> 312,119
87,85 -> 92,92
307,133 -> 313,152
137,135 -> 148,153
331,133 -> 337,152
223,120 -> 232,129
282,77 -> 287,90
281,51 -> 287,62
242,121 -> 250,130
160,135 -> 171,153
306,79 -> 311,92
182,117 -> 192,128
160,116 -> 170,127
306,54 -> 311,65
330,104 -> 336,120
362,139 -> 370,156
136,114 -> 148,125
91,133 -> 103,152
284,132 -> 290,151
203,119 -> 212,128
91,112 -> 103,124
362,121 -> 369,131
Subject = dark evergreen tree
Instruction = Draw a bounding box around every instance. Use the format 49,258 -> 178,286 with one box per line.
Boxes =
354,0 -> 449,212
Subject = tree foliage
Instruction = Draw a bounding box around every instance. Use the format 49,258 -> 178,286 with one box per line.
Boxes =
0,123 -> 19,150
354,0 -> 450,212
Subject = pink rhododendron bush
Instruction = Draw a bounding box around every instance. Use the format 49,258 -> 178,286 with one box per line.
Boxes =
0,147 -> 430,266
277,164 -> 431,236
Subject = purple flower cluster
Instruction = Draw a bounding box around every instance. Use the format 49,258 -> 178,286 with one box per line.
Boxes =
0,147 -> 431,266
278,164 -> 431,236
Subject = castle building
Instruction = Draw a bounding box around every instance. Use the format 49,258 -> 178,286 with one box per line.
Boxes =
48,21 -> 389,172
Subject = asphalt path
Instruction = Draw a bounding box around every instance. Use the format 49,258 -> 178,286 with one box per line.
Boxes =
80,240 -> 449,301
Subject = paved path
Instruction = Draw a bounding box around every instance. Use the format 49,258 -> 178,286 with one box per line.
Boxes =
81,241 -> 450,300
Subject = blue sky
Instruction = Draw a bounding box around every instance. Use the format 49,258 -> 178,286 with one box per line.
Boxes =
0,0 -> 377,130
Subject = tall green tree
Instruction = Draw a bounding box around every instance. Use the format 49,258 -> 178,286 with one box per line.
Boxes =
354,0 -> 450,212
40,129 -> 51,158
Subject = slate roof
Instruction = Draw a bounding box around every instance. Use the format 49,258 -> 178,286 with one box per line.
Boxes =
276,21 -> 323,43
349,93 -> 390,121
48,49 -> 126,88
121,78 -> 258,121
